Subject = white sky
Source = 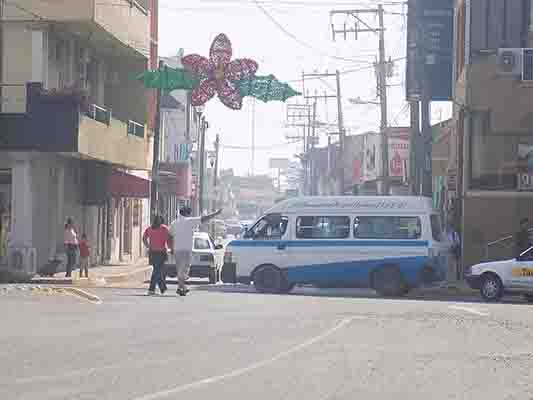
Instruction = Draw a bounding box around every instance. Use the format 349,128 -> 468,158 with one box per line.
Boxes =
158,0 -> 451,176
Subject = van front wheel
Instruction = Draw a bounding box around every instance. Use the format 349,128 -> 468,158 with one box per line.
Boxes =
253,265 -> 286,294
372,266 -> 406,297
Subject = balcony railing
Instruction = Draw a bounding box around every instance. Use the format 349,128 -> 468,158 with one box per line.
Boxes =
86,104 -> 112,126
127,120 -> 145,138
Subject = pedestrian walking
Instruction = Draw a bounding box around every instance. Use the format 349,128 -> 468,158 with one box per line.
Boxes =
64,218 -> 78,278
514,217 -> 531,257
169,207 -> 222,296
447,224 -> 460,281
79,234 -> 90,278
143,215 -> 172,296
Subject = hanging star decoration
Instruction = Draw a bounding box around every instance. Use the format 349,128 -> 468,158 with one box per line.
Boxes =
137,33 -> 301,110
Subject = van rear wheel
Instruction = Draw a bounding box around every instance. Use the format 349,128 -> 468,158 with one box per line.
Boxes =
372,266 -> 406,297
253,265 -> 287,294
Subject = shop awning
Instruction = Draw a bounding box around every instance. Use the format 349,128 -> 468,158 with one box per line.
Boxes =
108,170 -> 150,198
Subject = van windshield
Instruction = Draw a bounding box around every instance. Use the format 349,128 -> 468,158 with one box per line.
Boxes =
353,216 -> 422,240
248,216 -> 288,240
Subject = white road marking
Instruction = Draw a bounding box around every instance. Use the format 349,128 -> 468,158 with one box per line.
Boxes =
449,305 -> 489,317
132,317 -> 355,400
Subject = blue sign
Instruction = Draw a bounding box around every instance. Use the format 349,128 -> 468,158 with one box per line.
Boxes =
406,0 -> 454,101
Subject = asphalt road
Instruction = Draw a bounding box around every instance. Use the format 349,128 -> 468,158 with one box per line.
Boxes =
2,284 -> 533,400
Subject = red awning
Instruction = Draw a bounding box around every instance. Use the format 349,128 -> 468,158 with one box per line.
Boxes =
108,170 -> 150,198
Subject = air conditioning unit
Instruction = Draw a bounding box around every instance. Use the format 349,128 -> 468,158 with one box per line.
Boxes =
497,48 -> 522,77
497,48 -> 533,81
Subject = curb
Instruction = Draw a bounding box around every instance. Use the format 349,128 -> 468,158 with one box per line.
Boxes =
63,287 -> 102,303
411,285 -> 478,298
103,266 -> 152,284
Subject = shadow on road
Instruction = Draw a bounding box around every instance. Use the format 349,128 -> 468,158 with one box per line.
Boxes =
189,283 -> 530,305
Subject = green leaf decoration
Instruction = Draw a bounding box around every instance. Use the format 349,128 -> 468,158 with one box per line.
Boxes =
137,66 -> 199,91
236,75 -> 301,103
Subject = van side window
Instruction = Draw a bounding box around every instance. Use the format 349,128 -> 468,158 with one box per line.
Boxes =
353,216 -> 422,240
248,217 -> 288,240
430,215 -> 444,242
296,216 -> 350,239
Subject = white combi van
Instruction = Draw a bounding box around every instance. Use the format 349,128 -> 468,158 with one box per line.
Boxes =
221,196 -> 451,296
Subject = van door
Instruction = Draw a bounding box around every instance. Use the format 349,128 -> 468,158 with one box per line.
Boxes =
429,214 -> 451,282
241,214 -> 290,273
286,215 -> 351,286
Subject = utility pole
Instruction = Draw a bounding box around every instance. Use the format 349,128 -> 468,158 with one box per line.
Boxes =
377,4 -> 389,195
150,59 -> 164,219
285,102 -> 314,195
330,6 -> 390,195
301,73 -> 341,194
311,99 -> 317,195
335,70 -> 345,195
198,116 -> 207,216
410,101 -> 420,195
213,133 -> 220,208
250,98 -> 256,176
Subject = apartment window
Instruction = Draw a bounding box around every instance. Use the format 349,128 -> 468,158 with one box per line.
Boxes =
353,216 -> 422,240
469,111 -> 533,191
470,0 -> 526,53
296,216 -> 350,239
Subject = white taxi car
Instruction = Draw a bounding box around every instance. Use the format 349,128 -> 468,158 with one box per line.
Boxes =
466,246 -> 533,302
165,232 -> 224,284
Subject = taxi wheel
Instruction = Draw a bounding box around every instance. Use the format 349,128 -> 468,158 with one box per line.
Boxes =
480,273 -> 503,302
253,265 -> 286,294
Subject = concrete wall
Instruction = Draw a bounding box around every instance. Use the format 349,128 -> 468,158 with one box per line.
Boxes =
467,62 -> 533,133
3,0 -> 149,56
94,0 -> 150,57
3,0 -> 92,21
78,116 -> 149,170
463,194 -> 533,266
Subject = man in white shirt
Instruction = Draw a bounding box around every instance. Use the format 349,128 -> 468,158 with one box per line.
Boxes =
169,207 -> 222,295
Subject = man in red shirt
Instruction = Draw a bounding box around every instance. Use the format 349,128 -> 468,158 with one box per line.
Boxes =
143,215 -> 173,295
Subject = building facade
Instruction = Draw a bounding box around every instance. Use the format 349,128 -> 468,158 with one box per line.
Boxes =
0,0 -> 155,274
453,0 -> 533,266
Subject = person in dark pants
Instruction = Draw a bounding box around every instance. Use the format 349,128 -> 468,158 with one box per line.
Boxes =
514,217 -> 531,257
63,218 -> 79,278
143,215 -> 173,295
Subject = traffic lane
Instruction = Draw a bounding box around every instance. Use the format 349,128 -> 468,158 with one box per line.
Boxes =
1,290 -> 360,400
3,289 -> 533,399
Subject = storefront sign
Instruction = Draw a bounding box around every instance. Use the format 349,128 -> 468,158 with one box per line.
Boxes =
387,128 -> 410,179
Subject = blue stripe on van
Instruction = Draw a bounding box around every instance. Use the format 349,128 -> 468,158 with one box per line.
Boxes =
228,240 -> 429,248
285,256 -> 430,287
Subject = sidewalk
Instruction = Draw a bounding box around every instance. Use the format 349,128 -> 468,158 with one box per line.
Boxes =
31,258 -> 152,287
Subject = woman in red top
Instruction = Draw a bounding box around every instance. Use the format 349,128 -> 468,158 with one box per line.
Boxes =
143,215 -> 173,295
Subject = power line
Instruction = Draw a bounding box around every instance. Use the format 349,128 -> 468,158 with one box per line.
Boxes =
252,0 -> 370,64
287,56 -> 406,83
